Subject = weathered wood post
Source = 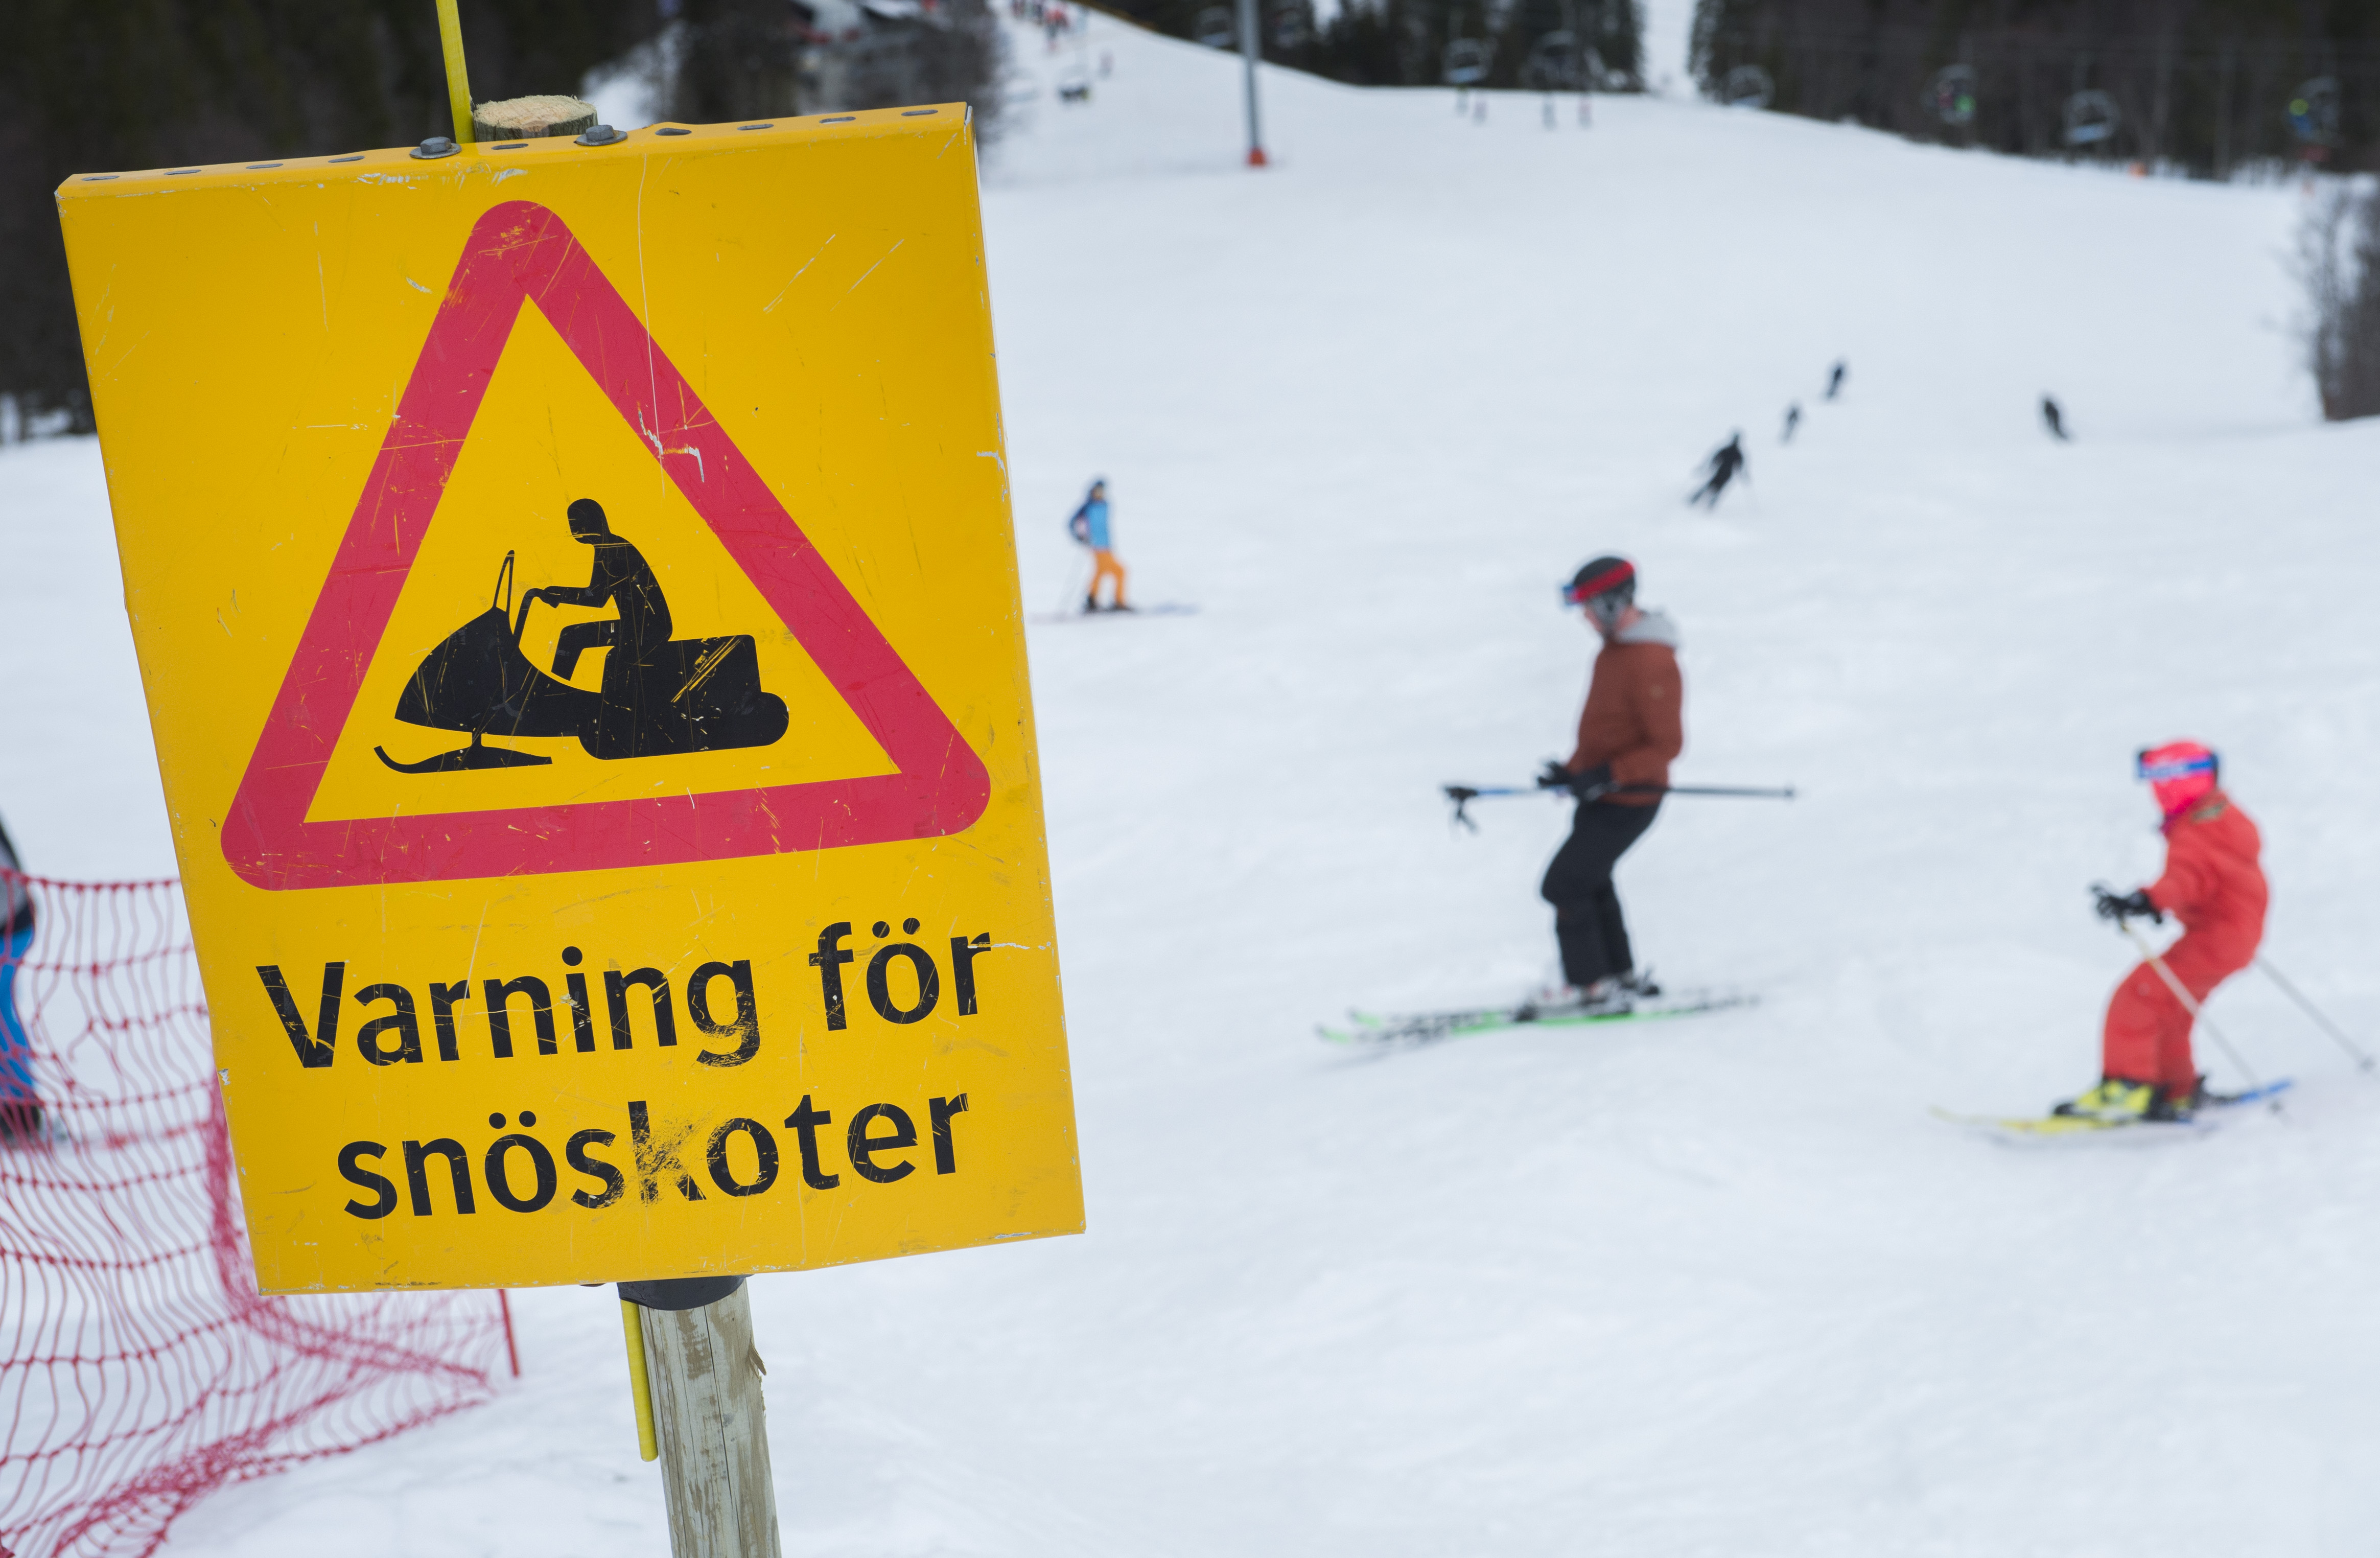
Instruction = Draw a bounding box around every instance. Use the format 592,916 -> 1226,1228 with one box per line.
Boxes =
620,1277 -> 783,1558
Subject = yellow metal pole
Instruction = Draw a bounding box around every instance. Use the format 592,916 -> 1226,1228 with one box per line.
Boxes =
434,0 -> 477,144
620,1300 -> 660,1462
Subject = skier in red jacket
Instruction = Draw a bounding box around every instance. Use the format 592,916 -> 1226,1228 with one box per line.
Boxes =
1531,556 -> 1683,1014
2058,740 -> 2267,1122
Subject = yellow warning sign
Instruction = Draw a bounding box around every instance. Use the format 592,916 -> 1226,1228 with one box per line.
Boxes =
57,109 -> 1082,1294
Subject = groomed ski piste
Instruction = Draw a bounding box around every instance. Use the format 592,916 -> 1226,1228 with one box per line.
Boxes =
7,5 -> 2380,1552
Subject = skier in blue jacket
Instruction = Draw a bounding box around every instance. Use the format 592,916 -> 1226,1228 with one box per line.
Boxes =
1067,480 -> 1129,612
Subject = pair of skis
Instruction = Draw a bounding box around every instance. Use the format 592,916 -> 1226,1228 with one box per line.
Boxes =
1933,1079 -> 2295,1141
1318,987 -> 1755,1046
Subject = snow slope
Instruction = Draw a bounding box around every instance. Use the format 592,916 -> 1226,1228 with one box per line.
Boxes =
8,14 -> 2380,1554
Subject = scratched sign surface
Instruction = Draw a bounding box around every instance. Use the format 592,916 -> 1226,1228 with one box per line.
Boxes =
57,107 -> 1083,1293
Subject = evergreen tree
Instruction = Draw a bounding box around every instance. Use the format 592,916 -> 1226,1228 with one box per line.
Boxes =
1102,0 -> 1641,91
1689,0 -> 2380,175
0,0 -> 663,431
670,0 -> 1005,131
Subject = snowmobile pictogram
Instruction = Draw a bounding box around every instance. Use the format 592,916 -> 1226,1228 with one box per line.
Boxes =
375,498 -> 790,774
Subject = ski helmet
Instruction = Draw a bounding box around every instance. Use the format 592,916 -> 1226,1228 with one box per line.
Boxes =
2136,740 -> 2218,817
1563,556 -> 1636,625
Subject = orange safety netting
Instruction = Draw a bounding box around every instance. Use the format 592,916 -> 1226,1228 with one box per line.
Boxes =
0,871 -> 512,1558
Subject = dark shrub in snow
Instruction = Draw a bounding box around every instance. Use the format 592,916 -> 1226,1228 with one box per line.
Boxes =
2298,183 -> 2380,421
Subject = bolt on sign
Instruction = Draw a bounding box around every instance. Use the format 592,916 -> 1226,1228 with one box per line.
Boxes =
56,108 -> 1083,1293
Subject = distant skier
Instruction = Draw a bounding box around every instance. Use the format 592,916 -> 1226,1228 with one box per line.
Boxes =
1531,557 -> 1683,1013
2057,742 -> 2266,1123
1689,433 -> 1746,509
1067,478 -> 1129,612
2041,396 -> 2070,440
0,813 -> 38,1145
1824,360 -> 1847,400
1781,403 -> 1801,443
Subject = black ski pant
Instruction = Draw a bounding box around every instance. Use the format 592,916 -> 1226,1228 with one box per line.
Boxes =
1538,799 -> 1660,988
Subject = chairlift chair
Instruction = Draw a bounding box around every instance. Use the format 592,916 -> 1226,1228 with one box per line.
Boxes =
1443,37 -> 1490,86
1192,6 -> 1236,48
2062,88 -> 2119,147
1929,63 -> 1977,127
1522,30 -> 1580,92
1722,64 -> 1772,109
2289,77 -> 2342,145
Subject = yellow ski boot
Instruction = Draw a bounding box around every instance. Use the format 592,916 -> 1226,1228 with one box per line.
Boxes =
2052,1078 -> 2159,1122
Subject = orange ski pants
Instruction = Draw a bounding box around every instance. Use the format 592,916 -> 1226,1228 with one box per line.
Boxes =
2101,933 -> 2252,1093
1090,548 -> 1127,608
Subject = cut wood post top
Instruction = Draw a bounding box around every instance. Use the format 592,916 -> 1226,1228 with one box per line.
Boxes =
472,95 -> 600,141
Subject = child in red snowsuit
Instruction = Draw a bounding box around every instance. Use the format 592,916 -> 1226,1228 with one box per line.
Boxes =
2063,741 -> 2266,1121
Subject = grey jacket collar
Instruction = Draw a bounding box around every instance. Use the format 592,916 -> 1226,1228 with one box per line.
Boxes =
1616,608 -> 1680,649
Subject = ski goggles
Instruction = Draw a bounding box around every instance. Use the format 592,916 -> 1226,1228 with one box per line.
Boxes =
1561,561 -> 1634,608
2136,746 -> 2215,782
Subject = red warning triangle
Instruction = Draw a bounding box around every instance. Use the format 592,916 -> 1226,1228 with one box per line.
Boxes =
221,200 -> 990,891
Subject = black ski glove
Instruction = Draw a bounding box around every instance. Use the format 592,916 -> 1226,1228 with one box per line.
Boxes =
2092,886 -> 2162,925
1539,762 -> 1613,797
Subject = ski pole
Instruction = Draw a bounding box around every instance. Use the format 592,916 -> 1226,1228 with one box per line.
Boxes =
1441,781 -> 1795,828
2255,956 -> 2376,1073
2117,919 -> 2272,1105
1618,783 -> 1795,799
1443,783 -> 1797,801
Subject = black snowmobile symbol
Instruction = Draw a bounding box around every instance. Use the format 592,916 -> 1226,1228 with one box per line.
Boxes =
374,498 -> 790,774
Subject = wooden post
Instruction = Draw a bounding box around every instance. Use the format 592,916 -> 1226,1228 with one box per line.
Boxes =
622,1278 -> 783,1558
471,95 -> 599,142
428,2 -> 595,150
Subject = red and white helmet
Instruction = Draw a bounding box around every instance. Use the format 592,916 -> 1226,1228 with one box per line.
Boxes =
1562,556 -> 1636,628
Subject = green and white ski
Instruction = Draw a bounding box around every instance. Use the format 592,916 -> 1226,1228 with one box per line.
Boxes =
1319,988 -> 1756,1047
